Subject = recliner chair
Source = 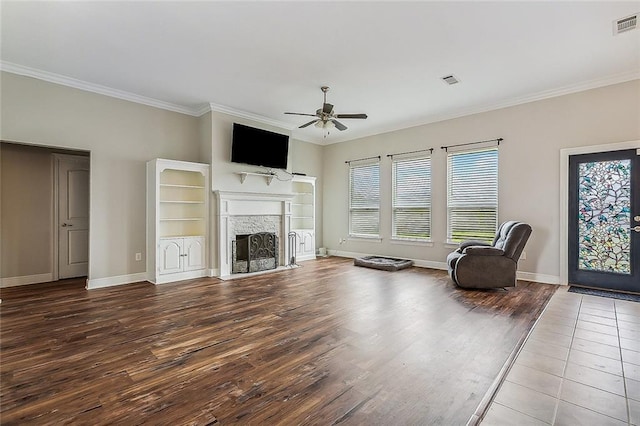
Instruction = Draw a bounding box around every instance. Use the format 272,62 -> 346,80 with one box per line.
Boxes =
447,221 -> 532,289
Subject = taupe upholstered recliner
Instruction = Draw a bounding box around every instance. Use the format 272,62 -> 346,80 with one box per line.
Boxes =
447,221 -> 532,289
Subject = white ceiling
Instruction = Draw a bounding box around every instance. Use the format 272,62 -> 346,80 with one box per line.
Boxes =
1,1 -> 638,144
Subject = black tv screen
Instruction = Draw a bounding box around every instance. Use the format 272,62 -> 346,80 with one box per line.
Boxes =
231,123 -> 289,169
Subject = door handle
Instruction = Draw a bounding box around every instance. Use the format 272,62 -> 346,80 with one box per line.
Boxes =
61,223 -> 73,227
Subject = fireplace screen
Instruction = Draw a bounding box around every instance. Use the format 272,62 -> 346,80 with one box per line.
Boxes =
232,232 -> 278,273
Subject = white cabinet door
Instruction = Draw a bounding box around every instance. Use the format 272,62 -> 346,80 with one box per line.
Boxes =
184,237 -> 205,271
302,231 -> 315,257
294,230 -> 315,260
160,239 -> 183,275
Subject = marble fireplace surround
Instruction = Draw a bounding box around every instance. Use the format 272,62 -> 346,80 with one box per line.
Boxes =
214,191 -> 294,277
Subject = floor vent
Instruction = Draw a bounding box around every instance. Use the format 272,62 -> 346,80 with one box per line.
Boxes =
441,75 -> 460,85
614,14 -> 637,35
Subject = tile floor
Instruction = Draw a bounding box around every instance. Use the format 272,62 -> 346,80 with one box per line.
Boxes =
481,286 -> 640,425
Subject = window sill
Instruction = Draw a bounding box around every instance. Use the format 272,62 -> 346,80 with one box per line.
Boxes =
348,236 -> 382,243
390,238 -> 434,247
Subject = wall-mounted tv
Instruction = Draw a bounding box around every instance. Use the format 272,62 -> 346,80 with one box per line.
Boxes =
231,123 -> 289,170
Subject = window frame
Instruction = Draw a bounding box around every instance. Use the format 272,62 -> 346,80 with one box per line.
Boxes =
446,146 -> 499,244
348,160 -> 381,239
391,154 -> 432,243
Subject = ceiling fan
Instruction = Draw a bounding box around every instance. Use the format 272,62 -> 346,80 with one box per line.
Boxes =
285,86 -> 367,132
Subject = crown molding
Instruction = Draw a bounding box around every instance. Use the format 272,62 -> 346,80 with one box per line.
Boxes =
0,61 -> 202,116
322,69 -> 640,145
3,60 -> 637,145
207,102 -> 296,132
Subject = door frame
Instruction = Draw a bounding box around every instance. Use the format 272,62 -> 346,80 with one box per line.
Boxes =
559,140 -> 640,285
52,153 -> 91,281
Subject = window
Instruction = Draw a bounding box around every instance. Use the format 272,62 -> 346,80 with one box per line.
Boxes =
349,161 -> 380,237
447,147 -> 498,243
392,156 -> 431,240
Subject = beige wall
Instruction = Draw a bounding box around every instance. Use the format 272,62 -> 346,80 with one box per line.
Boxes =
0,72 -> 325,284
0,72 -> 201,284
1,144 -> 54,277
205,110 -> 324,270
289,139 -> 324,248
4,68 -> 634,286
322,79 -> 640,282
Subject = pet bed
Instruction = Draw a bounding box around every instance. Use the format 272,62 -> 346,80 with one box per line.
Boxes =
354,256 -> 414,271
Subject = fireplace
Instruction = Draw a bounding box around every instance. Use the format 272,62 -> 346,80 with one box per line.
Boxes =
214,191 -> 294,277
232,232 -> 278,273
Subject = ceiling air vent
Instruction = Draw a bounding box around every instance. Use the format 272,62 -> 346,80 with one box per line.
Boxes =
614,14 -> 637,35
441,75 -> 460,85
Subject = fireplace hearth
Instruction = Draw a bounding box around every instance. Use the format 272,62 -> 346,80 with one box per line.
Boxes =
232,232 -> 278,273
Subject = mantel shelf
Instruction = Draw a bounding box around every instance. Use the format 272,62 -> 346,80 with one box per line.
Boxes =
236,171 -> 275,186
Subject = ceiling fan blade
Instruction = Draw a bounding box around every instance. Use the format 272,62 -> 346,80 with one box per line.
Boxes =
285,112 -> 318,117
322,103 -> 334,114
331,119 -> 347,131
335,113 -> 368,119
299,119 -> 319,128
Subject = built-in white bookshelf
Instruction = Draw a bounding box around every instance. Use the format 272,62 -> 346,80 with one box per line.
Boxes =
291,175 -> 316,261
147,159 -> 210,284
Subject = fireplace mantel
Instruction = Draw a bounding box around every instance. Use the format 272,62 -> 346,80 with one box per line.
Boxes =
214,190 -> 293,277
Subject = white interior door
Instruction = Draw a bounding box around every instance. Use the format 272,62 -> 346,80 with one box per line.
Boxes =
58,156 -> 90,279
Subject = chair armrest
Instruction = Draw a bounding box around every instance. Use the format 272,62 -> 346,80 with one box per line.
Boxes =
458,240 -> 491,251
463,246 -> 505,256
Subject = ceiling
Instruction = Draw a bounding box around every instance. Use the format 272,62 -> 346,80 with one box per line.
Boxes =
1,1 -> 638,144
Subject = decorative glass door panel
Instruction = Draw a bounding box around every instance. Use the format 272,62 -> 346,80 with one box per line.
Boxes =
569,149 -> 639,293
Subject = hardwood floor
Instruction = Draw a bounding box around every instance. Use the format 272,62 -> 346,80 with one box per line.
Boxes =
0,257 -> 557,425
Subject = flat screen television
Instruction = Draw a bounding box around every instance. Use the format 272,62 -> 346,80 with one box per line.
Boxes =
231,123 -> 289,169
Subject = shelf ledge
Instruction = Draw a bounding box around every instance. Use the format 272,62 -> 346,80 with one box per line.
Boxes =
159,183 -> 205,189
236,172 -> 275,186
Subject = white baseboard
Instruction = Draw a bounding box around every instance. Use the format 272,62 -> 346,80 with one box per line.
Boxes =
516,271 -> 562,285
328,250 -> 562,285
0,273 -> 54,288
207,268 -> 219,277
412,259 -> 448,270
86,272 -> 148,289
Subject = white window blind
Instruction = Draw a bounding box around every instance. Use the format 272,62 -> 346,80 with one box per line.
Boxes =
392,156 -> 431,240
349,161 -> 380,237
447,147 -> 498,243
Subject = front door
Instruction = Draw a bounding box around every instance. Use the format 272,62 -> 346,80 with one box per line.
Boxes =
568,149 -> 640,293
58,156 -> 90,279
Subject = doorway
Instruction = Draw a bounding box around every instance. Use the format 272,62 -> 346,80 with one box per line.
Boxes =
0,142 -> 89,287
568,149 -> 639,293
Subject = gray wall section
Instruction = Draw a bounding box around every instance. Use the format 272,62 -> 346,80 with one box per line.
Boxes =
0,72 -> 325,283
2,68 -> 637,284
321,79 -> 640,280
1,144 -> 54,277
0,72 -> 201,281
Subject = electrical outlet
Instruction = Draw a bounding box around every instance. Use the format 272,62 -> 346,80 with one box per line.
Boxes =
520,251 -> 526,260
339,238 -> 346,245
135,252 -> 142,261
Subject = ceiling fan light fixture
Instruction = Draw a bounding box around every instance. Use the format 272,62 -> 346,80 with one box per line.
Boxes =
285,86 -> 367,134
314,120 -> 334,129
